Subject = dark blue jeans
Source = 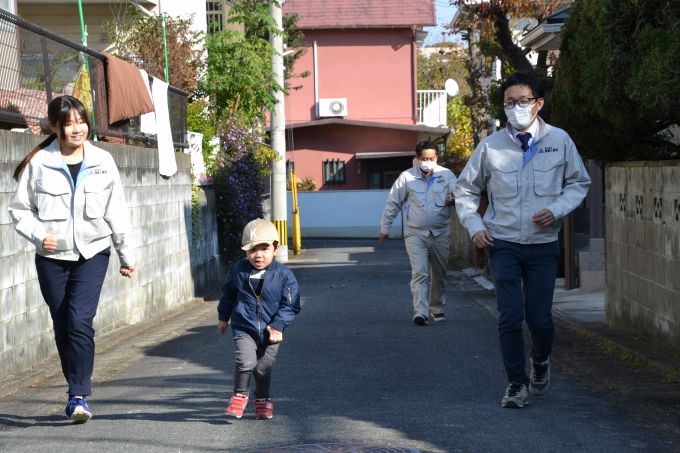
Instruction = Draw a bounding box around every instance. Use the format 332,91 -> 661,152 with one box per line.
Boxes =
489,239 -> 558,385
35,249 -> 110,396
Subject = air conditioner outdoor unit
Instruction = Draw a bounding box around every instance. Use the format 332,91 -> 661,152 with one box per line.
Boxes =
318,98 -> 348,117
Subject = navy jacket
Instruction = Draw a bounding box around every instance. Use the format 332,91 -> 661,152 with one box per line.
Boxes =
217,259 -> 301,344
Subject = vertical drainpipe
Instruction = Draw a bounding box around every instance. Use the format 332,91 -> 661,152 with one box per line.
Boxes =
313,40 -> 319,118
411,28 -> 417,125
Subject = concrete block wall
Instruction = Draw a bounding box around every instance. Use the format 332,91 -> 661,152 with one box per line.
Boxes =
605,161 -> 680,346
189,187 -> 222,296
0,130 -> 220,378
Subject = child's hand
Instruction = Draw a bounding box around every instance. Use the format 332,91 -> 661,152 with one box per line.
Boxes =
266,325 -> 283,344
218,320 -> 228,335
119,266 -> 136,278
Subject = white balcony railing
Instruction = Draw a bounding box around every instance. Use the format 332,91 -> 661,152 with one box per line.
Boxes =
417,90 -> 448,128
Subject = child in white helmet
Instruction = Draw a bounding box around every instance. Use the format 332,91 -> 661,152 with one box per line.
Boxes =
217,219 -> 301,419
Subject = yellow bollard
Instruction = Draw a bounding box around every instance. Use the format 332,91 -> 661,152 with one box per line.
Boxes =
291,169 -> 302,255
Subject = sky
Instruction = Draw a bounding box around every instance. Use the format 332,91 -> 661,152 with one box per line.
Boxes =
424,1 -> 460,46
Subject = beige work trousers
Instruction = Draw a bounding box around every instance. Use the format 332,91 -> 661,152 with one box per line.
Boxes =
404,233 -> 450,319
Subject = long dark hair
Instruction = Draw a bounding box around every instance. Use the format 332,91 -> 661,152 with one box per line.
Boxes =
13,95 -> 92,181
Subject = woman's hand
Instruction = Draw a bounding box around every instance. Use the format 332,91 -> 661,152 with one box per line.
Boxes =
119,266 -> 136,278
266,325 -> 283,344
218,320 -> 228,335
42,235 -> 58,253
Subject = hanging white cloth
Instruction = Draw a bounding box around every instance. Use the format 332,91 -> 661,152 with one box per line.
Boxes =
138,69 -> 157,135
150,76 -> 177,177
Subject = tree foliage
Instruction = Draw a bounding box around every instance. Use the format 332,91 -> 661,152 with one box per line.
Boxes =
417,46 -> 474,172
450,1 -> 563,143
226,0 -> 310,91
209,116 -> 278,261
452,0 -> 562,76
443,97 -> 475,174
552,0 -> 680,161
202,0 -> 308,260
202,0 -> 308,124
203,29 -> 278,123
417,46 -> 471,94
103,9 -> 203,92
186,99 -> 217,162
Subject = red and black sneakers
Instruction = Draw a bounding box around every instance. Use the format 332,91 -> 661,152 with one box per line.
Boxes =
226,393 -> 249,418
254,398 -> 274,420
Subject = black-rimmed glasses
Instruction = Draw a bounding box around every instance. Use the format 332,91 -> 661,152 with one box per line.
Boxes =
503,98 -> 538,109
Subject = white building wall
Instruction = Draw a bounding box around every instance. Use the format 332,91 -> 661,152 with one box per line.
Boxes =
286,190 -> 403,238
156,0 -> 207,37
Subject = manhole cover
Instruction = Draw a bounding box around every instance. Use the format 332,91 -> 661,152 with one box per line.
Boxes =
255,443 -> 423,453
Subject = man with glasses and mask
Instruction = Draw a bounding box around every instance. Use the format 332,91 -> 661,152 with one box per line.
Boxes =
455,72 -> 591,408
380,141 -> 457,326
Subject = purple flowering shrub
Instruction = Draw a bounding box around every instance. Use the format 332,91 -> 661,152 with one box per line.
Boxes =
208,116 -> 276,261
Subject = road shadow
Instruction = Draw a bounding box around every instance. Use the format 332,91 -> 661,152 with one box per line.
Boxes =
2,240 -> 672,451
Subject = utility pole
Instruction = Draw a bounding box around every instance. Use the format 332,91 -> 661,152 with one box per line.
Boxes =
270,0 -> 288,262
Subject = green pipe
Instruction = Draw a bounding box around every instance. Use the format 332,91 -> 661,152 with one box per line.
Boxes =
159,0 -> 169,82
77,0 -> 97,139
77,0 -> 87,46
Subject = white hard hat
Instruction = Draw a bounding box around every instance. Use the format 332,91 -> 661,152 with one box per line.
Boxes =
241,219 -> 279,251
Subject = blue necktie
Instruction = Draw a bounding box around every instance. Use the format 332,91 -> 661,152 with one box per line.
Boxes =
517,133 -> 532,152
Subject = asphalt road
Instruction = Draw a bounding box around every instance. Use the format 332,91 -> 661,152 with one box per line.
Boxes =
0,239 -> 676,452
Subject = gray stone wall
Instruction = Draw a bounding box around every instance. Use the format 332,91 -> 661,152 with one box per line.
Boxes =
0,130 -> 220,378
449,212 -> 478,268
605,161 -> 680,345
189,186 -> 222,296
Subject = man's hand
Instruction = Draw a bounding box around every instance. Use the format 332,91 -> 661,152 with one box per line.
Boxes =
379,233 -> 389,243
120,266 -> 136,278
218,320 -> 228,335
42,235 -> 58,253
472,230 -> 494,249
445,192 -> 456,207
532,208 -> 555,227
266,325 -> 283,344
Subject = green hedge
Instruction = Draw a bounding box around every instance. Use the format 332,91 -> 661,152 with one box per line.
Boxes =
553,0 -> 680,161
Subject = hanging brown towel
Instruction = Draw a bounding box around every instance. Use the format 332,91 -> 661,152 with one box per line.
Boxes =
104,53 -> 154,125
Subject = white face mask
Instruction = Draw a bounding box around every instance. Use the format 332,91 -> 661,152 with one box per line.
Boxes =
419,160 -> 435,173
504,104 -> 535,130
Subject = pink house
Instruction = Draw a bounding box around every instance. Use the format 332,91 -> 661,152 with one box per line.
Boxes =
282,0 -> 448,190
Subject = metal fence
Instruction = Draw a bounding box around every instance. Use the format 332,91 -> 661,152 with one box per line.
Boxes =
416,90 -> 448,128
0,8 -> 187,148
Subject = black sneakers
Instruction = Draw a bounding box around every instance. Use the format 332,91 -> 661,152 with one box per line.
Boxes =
430,312 -> 447,322
529,357 -> 551,395
501,382 -> 529,408
413,315 -> 428,326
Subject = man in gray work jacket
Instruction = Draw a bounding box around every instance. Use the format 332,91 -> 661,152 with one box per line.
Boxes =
455,72 -> 591,409
380,140 -> 457,326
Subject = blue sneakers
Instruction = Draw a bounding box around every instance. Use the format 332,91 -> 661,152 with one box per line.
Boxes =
65,397 -> 93,423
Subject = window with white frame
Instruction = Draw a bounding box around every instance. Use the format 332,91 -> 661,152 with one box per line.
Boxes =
322,159 -> 345,185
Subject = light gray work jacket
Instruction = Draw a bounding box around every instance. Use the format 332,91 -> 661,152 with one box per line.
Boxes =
455,118 -> 591,244
9,139 -> 134,266
381,164 -> 457,238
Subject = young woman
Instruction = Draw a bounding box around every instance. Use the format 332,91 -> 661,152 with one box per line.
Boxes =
9,95 -> 136,423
